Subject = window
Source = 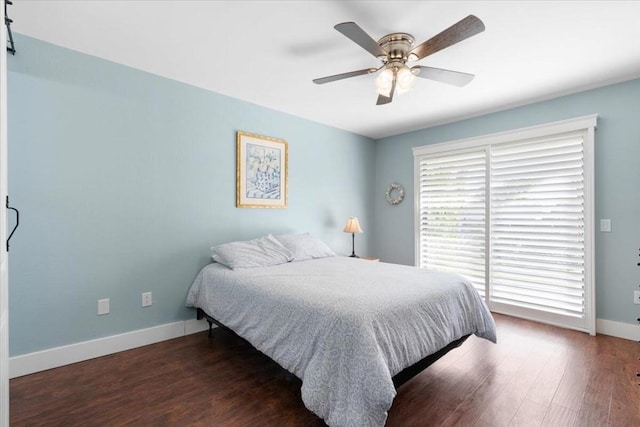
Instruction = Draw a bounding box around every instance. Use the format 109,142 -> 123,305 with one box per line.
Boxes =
418,149 -> 487,298
413,115 -> 596,334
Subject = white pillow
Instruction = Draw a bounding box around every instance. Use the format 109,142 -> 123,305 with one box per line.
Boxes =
211,234 -> 293,270
274,233 -> 336,262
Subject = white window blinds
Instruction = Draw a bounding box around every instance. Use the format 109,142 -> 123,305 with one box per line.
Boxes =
413,115 -> 596,334
490,132 -> 585,318
418,149 -> 487,298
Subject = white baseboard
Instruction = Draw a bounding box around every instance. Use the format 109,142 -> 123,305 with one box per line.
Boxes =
596,318 -> 640,341
9,316 -> 637,379
185,317 -> 211,335
9,318 -> 210,379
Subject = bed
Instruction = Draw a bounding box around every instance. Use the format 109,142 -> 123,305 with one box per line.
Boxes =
186,235 -> 496,426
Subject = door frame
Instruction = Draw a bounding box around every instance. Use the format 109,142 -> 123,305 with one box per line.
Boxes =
1,1 -> 10,424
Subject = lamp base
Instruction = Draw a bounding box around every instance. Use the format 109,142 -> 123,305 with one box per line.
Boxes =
349,232 -> 359,259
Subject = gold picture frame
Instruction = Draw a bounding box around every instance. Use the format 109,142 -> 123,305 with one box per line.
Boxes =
236,131 -> 288,208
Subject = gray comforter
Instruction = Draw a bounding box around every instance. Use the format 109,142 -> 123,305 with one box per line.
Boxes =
186,257 -> 496,426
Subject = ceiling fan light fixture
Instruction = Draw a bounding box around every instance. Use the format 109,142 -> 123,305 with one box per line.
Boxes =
396,66 -> 416,94
375,68 -> 394,96
314,15 -> 485,105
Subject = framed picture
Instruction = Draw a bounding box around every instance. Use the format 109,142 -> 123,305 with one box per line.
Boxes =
236,131 -> 288,208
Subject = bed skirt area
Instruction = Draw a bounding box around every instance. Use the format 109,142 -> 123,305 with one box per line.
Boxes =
196,307 -> 470,390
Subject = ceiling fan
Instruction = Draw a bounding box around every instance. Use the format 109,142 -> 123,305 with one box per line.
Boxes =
313,15 -> 485,105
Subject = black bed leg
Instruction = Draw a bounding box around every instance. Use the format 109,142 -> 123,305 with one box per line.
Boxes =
207,320 -> 213,339
197,308 -> 214,339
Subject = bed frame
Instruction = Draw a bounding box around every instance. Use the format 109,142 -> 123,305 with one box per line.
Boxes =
196,307 -> 469,389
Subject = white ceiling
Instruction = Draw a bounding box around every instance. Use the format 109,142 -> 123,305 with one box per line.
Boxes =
10,1 -> 640,139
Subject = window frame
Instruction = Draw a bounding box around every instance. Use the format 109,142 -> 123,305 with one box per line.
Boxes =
412,115 -> 597,335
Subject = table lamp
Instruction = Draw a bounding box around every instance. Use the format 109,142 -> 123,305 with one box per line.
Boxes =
343,217 -> 363,258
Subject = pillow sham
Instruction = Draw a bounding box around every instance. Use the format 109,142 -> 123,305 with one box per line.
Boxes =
211,234 -> 293,270
274,233 -> 336,262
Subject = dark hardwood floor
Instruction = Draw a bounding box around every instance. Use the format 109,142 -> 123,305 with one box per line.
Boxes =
10,314 -> 640,426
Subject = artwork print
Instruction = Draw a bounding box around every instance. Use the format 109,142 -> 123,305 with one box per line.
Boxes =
246,143 -> 281,198
236,131 -> 288,208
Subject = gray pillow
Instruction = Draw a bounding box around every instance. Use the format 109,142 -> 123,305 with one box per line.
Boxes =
211,234 -> 293,270
274,233 -> 336,261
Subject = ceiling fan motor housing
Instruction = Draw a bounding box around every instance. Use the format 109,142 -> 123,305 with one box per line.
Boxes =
377,33 -> 415,65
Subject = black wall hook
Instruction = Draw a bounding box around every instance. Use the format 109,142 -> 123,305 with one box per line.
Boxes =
5,0 -> 15,55
6,195 -> 18,251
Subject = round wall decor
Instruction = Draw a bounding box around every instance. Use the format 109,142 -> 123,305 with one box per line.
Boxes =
385,183 -> 405,205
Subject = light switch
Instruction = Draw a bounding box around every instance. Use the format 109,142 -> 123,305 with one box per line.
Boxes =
600,219 -> 611,232
98,298 -> 110,315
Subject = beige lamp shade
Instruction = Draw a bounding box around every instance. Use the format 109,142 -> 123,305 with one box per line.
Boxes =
343,217 -> 363,234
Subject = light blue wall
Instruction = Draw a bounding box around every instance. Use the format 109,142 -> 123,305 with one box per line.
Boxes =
373,78 -> 640,326
8,34 -> 639,357
7,35 -> 375,356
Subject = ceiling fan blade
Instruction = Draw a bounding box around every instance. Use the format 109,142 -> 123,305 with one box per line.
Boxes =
412,66 -> 475,86
334,22 -> 386,59
376,94 -> 391,105
409,15 -> 485,61
376,74 -> 396,105
313,68 -> 376,85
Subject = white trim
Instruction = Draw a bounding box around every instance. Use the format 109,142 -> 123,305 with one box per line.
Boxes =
0,2 -> 10,424
583,125 -> 596,335
596,318 -> 640,341
413,153 -> 420,266
412,114 -> 598,157
9,318 -> 210,378
185,318 -> 210,335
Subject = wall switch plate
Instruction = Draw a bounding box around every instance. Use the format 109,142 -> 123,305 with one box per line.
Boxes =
634,291 -> 640,305
98,298 -> 110,315
142,292 -> 152,307
599,219 -> 611,232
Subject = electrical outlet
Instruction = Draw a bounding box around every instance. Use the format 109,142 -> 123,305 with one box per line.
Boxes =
600,219 -> 611,232
142,292 -> 152,307
634,291 -> 640,305
98,298 -> 110,315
